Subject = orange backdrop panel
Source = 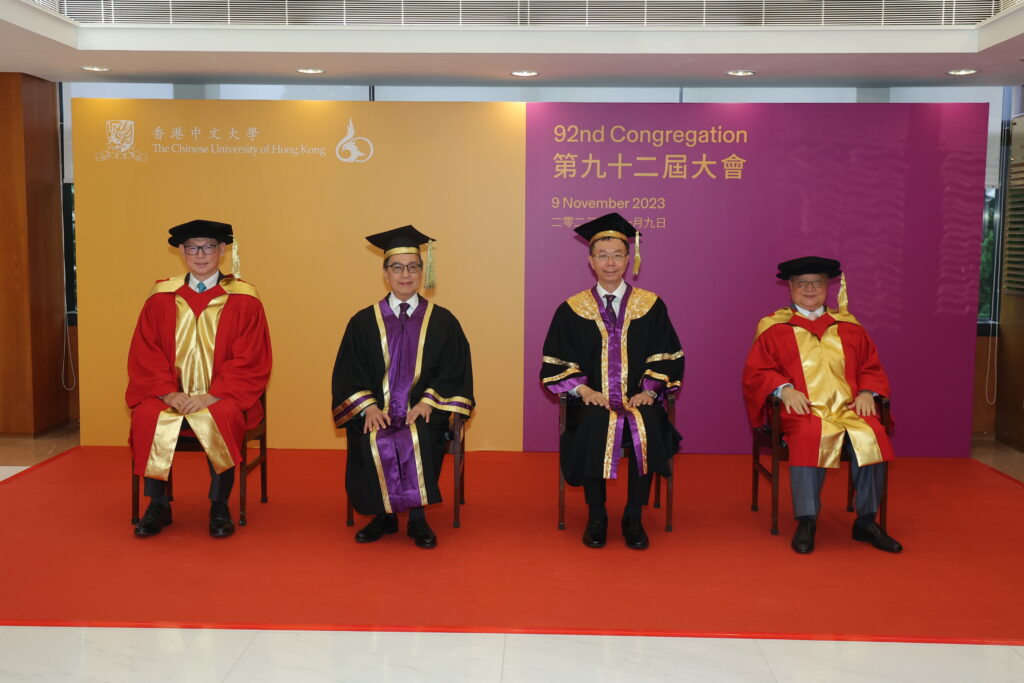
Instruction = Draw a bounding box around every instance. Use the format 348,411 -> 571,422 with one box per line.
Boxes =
73,99 -> 525,450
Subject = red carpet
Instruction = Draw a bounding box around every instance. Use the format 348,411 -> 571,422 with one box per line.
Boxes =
1,447 -> 1022,644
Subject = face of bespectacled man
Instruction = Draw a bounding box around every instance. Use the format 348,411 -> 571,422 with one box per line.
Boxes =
180,237 -> 225,282
588,237 -> 629,291
384,253 -> 423,301
789,274 -> 829,312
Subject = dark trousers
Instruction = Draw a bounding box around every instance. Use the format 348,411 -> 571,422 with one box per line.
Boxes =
582,461 -> 653,507
144,458 -> 235,504
790,436 -> 886,519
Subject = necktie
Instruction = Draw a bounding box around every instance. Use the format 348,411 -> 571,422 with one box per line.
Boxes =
399,302 -> 410,319
604,294 -> 616,315
806,311 -> 818,321
196,282 -> 207,293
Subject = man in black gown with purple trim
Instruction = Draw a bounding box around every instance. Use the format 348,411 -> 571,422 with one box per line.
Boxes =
541,213 -> 683,550
332,226 -> 474,548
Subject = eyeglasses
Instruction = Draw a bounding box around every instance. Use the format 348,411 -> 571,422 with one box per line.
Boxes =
387,263 -> 422,274
183,244 -> 219,255
791,278 -> 827,290
593,253 -> 627,262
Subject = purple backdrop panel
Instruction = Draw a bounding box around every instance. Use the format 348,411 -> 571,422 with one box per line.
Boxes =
524,102 -> 987,457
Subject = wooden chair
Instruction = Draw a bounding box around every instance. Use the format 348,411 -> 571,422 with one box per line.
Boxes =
346,412 -> 467,528
132,393 -> 268,526
558,393 -> 678,532
751,394 -> 890,535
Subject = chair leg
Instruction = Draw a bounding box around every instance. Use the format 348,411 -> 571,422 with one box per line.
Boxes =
260,436 -> 268,503
770,456 -> 780,536
846,460 -> 855,513
751,442 -> 759,512
453,450 -> 462,529
346,496 -> 354,526
132,472 -> 140,525
239,445 -> 248,527
459,449 -> 466,505
558,468 -> 566,530
665,466 -> 674,533
653,472 -> 662,509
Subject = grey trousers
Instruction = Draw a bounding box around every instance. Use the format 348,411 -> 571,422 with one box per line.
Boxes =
790,437 -> 886,519
144,457 -> 235,504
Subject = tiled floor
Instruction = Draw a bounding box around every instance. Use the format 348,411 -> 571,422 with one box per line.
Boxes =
1,426 -> 1022,682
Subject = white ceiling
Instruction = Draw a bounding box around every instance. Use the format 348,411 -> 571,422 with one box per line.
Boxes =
4,0 -> 1024,86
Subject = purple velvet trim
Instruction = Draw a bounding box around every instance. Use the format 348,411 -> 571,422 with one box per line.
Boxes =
546,376 -> 587,395
336,394 -> 376,422
607,415 -> 625,480
371,423 -> 426,512
379,298 -> 427,419
422,390 -> 472,410
641,377 -> 667,399
624,411 -> 647,476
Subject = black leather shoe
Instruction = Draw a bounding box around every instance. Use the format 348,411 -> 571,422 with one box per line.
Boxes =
853,519 -> 903,553
407,518 -> 437,549
355,514 -> 399,543
791,517 -> 816,554
621,515 -> 649,550
134,502 -> 172,537
209,502 -> 235,538
582,514 -> 608,548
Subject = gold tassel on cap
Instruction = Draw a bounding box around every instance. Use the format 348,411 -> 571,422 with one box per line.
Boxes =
837,272 -> 848,313
423,239 -> 436,289
633,232 -> 642,277
232,238 -> 241,279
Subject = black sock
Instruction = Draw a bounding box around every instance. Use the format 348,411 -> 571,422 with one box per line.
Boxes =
588,503 -> 607,519
408,507 -> 425,521
856,513 -> 876,526
797,515 -> 816,524
149,495 -> 170,508
623,503 -> 642,518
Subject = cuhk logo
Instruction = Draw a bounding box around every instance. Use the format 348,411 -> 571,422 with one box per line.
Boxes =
335,119 -> 374,163
96,119 -> 147,161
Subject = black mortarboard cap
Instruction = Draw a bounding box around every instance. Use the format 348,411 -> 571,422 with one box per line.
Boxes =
168,219 -> 233,247
776,256 -> 842,280
573,212 -> 638,245
365,225 -> 434,256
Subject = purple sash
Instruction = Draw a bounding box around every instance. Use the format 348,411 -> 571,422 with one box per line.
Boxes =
592,285 -> 646,479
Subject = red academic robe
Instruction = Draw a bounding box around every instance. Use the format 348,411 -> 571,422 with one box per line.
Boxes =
126,276 -> 272,477
742,308 -> 894,468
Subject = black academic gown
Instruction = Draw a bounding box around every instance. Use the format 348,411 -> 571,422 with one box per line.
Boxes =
332,297 -> 474,515
541,285 -> 684,486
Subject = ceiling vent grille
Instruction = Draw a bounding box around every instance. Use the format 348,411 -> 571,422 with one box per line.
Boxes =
30,0 -> 1005,27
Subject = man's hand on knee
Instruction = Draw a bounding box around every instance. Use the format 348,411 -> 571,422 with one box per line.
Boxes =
578,386 -> 610,409
178,393 -> 219,415
780,386 -> 812,415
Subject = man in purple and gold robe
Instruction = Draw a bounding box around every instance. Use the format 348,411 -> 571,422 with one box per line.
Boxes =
332,225 -> 474,549
541,213 -> 683,550
127,219 -> 272,538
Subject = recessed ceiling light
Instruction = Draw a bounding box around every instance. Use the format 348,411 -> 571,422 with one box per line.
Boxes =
947,68 -> 977,76
727,70 -> 756,77
296,67 -> 325,74
511,70 -> 539,78
80,66 -> 110,72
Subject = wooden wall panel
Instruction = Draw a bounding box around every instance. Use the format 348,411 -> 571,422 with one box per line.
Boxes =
973,335 -> 998,436
996,294 -> 1024,450
0,73 -> 69,434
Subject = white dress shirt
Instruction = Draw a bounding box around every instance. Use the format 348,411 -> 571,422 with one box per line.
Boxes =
187,272 -> 220,293
596,280 -> 628,317
388,292 -> 420,316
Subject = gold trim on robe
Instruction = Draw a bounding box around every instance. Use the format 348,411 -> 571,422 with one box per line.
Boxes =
542,356 -> 579,368
410,422 -> 429,506
644,350 -> 684,363
409,302 -> 435,409
373,304 -> 392,413
368,431 -> 393,514
144,410 -> 185,480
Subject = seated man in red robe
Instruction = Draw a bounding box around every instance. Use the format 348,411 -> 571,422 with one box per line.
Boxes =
742,256 -> 902,554
127,220 -> 272,538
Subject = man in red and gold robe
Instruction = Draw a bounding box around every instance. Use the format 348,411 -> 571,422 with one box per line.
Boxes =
742,256 -> 902,554
127,219 -> 272,538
